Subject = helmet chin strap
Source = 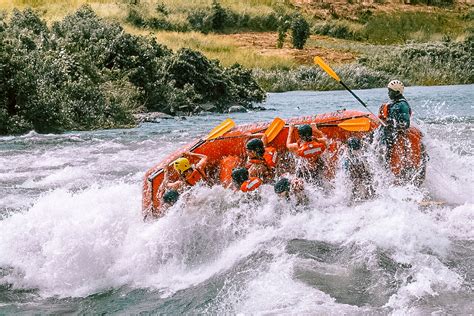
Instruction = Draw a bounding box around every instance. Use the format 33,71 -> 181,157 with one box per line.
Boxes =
388,89 -> 401,100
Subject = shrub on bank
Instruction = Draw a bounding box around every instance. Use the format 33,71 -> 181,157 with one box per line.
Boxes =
0,6 -> 265,135
126,1 -> 281,34
254,36 -> 472,92
253,65 -> 390,92
290,14 -> 310,49
316,11 -> 464,44
359,38 -> 473,85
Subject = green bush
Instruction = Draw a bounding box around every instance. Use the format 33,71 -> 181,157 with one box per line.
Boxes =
409,0 -> 454,7
314,22 -> 360,40
290,14 -> 310,49
210,0 -> 227,31
255,35 -> 473,92
186,3 -> 281,33
361,12 -> 463,44
0,6 -> 266,135
253,64 -> 390,92
163,49 -> 265,112
358,38 -> 473,85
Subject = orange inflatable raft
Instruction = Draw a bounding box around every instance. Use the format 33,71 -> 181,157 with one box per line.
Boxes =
142,110 -> 426,217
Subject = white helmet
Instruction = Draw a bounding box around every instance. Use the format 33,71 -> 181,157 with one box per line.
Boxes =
387,80 -> 404,94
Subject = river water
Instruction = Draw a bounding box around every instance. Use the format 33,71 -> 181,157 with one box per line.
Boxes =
0,85 -> 472,314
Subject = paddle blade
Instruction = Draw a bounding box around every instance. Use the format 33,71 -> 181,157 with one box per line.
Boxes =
338,117 -> 371,132
206,118 -> 235,140
314,56 -> 340,82
264,117 -> 285,143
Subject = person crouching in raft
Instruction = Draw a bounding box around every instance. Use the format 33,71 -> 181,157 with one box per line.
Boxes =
286,124 -> 327,182
343,137 -> 375,202
231,167 -> 263,192
378,80 -> 411,160
245,137 -> 277,183
164,152 -> 208,191
144,189 -> 180,220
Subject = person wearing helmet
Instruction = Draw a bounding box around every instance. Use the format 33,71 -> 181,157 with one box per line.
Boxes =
343,137 -> 375,201
379,80 -> 412,147
143,189 -> 180,220
245,136 -> 277,182
163,189 -> 180,205
286,123 -> 327,181
164,151 -> 208,191
274,176 -> 308,205
231,167 -> 263,192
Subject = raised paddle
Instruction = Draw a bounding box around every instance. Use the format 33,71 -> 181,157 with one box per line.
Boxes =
314,56 -> 386,126
264,117 -> 285,143
204,118 -> 235,143
148,118 -> 235,181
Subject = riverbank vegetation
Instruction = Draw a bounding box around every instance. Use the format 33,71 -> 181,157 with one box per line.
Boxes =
0,7 -> 265,134
0,1 -> 472,134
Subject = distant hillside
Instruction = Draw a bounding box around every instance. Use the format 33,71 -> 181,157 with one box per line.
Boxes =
1,1 -> 473,86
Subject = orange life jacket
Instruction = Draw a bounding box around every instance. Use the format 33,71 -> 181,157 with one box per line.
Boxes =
389,127 -> 424,176
247,147 -> 277,169
219,155 -> 242,188
379,103 -> 390,120
185,168 -> 205,186
240,177 -> 263,192
297,141 -> 326,159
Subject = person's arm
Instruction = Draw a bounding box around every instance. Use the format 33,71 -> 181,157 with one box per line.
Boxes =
185,151 -> 208,175
247,132 -> 268,146
311,125 -> 327,145
161,164 -> 184,190
167,179 -> 184,190
286,124 -> 299,152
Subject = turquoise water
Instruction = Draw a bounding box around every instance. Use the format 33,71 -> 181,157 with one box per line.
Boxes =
0,85 -> 473,314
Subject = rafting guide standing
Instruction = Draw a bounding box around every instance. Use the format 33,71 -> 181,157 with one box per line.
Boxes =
378,80 -> 412,160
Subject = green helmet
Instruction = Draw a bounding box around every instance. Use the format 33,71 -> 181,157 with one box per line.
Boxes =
232,167 -> 249,186
274,178 -> 291,194
246,138 -> 264,155
163,190 -> 179,204
347,137 -> 361,150
298,125 -> 312,140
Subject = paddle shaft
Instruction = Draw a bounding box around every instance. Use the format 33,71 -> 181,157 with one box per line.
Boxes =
339,81 -> 386,127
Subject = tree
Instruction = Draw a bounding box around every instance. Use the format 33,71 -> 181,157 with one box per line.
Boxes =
290,14 -> 310,49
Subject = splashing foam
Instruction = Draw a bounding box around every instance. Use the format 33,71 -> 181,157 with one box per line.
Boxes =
0,120 -> 471,313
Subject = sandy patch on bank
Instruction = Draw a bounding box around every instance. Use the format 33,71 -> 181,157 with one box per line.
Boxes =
221,32 -> 357,65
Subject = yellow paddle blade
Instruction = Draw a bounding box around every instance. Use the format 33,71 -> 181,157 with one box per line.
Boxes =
206,118 -> 235,140
314,56 -> 340,82
264,117 -> 285,143
337,117 -> 371,132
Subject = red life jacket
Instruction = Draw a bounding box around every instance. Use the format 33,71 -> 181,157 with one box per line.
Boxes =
297,141 -> 326,159
247,147 -> 277,169
240,177 -> 263,192
185,168 -> 205,186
